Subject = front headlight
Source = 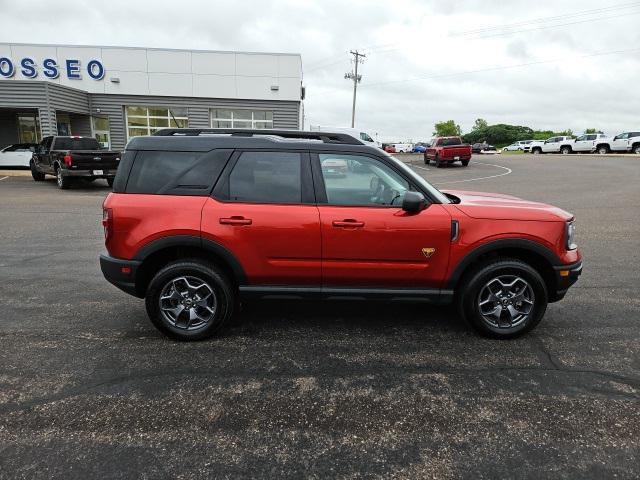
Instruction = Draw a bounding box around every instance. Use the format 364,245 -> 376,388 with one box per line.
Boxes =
566,221 -> 577,250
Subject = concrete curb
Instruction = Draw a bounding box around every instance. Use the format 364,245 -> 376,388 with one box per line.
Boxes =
0,170 -> 32,177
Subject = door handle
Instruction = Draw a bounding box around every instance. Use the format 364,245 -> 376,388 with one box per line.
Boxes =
220,216 -> 252,226
332,219 -> 365,228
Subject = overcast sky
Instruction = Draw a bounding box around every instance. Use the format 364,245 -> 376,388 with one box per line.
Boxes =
1,0 -> 638,141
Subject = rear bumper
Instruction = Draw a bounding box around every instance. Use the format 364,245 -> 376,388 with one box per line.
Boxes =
61,168 -> 116,178
550,260 -> 583,302
100,254 -> 143,297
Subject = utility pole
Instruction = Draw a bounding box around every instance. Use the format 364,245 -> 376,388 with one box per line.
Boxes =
344,50 -> 365,128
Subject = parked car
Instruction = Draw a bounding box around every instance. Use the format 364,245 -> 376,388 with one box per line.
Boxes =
529,136 -> 574,155
100,128 -> 582,341
502,140 -> 533,152
502,143 -> 522,152
321,157 -> 348,177
594,131 -> 640,154
0,143 -> 38,167
30,136 -> 121,189
413,143 -> 428,153
424,137 -> 472,167
393,143 -> 414,153
383,144 -> 396,153
472,142 -> 497,154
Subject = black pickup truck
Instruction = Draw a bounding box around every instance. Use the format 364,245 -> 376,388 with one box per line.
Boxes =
30,136 -> 121,189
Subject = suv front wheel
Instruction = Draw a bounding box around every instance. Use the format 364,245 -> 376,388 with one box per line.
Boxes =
145,260 -> 235,340
458,259 -> 548,339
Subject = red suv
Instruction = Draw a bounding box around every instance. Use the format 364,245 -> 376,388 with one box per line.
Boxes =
100,129 -> 582,340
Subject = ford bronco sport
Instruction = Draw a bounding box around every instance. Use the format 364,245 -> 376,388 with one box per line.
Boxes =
100,129 -> 582,340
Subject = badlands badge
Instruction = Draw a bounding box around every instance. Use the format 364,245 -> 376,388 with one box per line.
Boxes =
421,247 -> 436,258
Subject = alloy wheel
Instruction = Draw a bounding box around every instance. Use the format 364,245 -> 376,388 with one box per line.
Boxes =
159,276 -> 217,331
477,275 -> 535,329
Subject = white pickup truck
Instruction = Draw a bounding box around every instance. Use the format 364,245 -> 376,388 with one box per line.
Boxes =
593,131 -> 640,154
529,136 -> 574,154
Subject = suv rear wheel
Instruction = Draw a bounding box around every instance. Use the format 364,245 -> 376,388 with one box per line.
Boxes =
145,260 -> 235,340
560,146 -> 572,155
597,145 -> 609,155
458,259 -> 548,339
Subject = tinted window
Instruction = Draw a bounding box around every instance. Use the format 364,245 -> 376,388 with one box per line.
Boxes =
319,154 -> 410,206
53,137 -> 100,150
125,150 -> 230,195
440,137 -> 462,146
360,132 -> 374,142
228,152 -> 302,204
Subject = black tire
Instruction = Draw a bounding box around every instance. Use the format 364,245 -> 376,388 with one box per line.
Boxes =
457,258 -> 548,339
531,148 -> 542,155
424,155 -> 429,165
145,260 -> 235,341
560,146 -> 572,155
461,159 -> 470,167
55,165 -> 71,189
435,155 -> 443,168
632,144 -> 640,154
596,145 -> 609,155
30,160 -> 45,181
107,178 -> 114,187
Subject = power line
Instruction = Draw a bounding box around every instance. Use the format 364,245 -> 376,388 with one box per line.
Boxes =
455,1 -> 640,36
361,47 -> 640,89
344,50 -> 365,127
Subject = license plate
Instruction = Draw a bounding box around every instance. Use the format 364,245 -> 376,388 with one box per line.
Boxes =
454,156 -> 460,160
93,170 -> 104,175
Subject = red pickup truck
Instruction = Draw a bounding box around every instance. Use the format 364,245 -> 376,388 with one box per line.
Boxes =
424,137 -> 472,168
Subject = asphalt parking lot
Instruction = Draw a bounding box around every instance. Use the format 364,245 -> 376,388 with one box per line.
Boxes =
1,154 -> 639,478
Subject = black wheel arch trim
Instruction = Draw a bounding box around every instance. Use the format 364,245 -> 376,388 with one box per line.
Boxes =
446,238 -> 563,289
133,235 -> 248,284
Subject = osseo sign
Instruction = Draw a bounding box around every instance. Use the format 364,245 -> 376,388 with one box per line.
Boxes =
0,56 -> 105,80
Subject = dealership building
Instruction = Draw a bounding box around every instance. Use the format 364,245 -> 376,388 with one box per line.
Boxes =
0,43 -> 304,150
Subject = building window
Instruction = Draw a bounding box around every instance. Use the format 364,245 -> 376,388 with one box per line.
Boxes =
125,106 -> 188,139
210,109 -> 273,129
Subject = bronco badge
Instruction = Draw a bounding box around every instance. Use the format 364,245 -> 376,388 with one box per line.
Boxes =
422,247 -> 436,258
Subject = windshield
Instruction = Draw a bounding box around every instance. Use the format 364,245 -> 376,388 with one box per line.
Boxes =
382,151 -> 450,204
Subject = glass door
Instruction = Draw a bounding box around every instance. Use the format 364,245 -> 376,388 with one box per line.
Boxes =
92,117 -> 111,149
17,113 -> 41,143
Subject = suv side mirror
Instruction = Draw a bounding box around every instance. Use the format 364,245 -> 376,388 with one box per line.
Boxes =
402,191 -> 427,213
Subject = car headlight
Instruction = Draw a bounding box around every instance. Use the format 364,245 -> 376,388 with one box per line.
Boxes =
566,220 -> 577,250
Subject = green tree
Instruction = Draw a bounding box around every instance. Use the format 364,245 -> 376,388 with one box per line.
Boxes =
584,128 -> 603,134
472,118 -> 488,131
433,120 -> 462,137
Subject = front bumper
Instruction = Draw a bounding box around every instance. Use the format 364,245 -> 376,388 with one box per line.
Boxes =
550,260 -> 582,302
100,254 -> 142,297
62,168 -> 116,178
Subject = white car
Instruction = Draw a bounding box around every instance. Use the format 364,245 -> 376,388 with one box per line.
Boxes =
502,143 -> 522,151
594,131 -> 640,154
0,143 -> 38,167
393,143 -> 414,153
308,126 -> 380,148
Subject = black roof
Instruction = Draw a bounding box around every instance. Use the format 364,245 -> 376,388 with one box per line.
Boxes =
126,128 -> 378,153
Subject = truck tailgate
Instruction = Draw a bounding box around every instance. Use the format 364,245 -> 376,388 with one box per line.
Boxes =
68,150 -> 120,170
440,145 -> 471,158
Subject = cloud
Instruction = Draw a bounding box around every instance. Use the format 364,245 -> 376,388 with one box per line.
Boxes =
0,0 -> 637,140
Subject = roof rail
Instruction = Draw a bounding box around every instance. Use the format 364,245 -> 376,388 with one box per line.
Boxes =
152,128 -> 363,145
